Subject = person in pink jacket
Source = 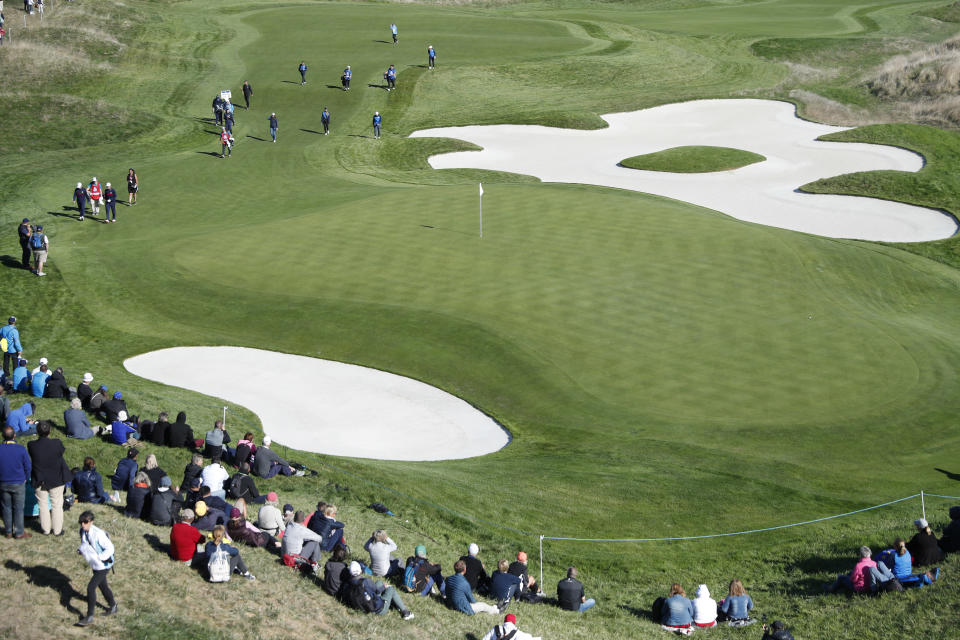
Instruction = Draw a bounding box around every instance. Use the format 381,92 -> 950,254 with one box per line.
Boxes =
825,545 -> 894,593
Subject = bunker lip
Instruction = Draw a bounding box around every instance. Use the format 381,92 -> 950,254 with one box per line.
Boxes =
410,98 -> 957,243
123,346 -> 511,462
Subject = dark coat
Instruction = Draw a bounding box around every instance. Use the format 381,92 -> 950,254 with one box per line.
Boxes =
227,472 -> 259,501
111,458 -> 138,491
77,382 -> 93,410
151,420 -> 170,446
125,484 -> 151,519
167,413 -> 195,449
101,398 -> 127,423
43,371 -> 70,399
27,436 -> 72,490
149,489 -> 182,526
144,466 -> 167,493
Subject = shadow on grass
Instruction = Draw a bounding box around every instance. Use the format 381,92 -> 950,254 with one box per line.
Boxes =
196,151 -> 223,158
326,84 -> 345,91
300,129 -> 323,135
4,559 -> 85,616
368,83 -> 388,90
46,206 -> 84,221
618,603 -> 656,622
419,224 -> 476,238
935,468 -> 960,482
143,532 -> 170,555
247,135 -> 266,141
348,134 -> 372,139
0,254 -> 30,270
281,80 -> 300,85
373,39 -> 392,44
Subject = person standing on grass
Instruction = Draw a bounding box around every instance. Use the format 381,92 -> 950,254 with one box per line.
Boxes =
220,127 -> 232,158
298,60 -> 308,85
321,107 -> 331,134
372,111 -> 382,139
73,181 -> 89,220
342,65 -> 351,90
27,420 -> 71,536
213,94 -> 223,125
76,510 -> 117,627
87,177 -> 102,216
103,182 -> 117,222
390,23 -> 397,44
1,316 -> 22,378
126,168 -> 138,205
224,107 -> 234,134
385,64 -> 396,91
17,219 -> 31,269
242,80 -> 253,109
31,224 -> 48,276
0,425 -> 31,539
558,566 -> 596,613
428,45 -> 436,69
268,112 -> 278,142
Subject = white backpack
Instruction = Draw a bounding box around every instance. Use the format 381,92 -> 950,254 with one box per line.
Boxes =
208,544 -> 231,583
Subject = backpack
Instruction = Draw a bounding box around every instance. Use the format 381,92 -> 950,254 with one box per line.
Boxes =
227,474 -> 247,500
347,578 -> 379,613
30,233 -> 44,250
493,625 -> 518,640
402,558 -> 425,592
208,544 -> 231,582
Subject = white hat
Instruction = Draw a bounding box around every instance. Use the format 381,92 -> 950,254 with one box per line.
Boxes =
39,357 -> 48,365
262,435 -> 272,446
375,111 -> 379,115
349,561 -> 362,576
77,182 -> 82,188
916,518 -> 929,529
118,410 -> 128,421
106,183 -> 111,187
92,177 -> 97,182
82,372 -> 93,383
696,584 -> 710,598
468,543 -> 479,556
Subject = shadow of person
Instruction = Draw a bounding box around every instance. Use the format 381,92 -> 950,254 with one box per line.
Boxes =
196,151 -> 224,158
618,603 -> 657,622
143,532 -> 170,555
300,129 -> 322,135
281,80 -> 300,85
247,135 -> 266,141
4,559 -> 85,615
46,206 -> 83,221
935,468 -> 960,482
326,84 -> 343,90
0,254 -> 27,269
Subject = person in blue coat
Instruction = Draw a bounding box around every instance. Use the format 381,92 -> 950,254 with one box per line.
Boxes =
64,398 -> 95,440
31,364 -> 50,397
73,457 -> 116,504
205,524 -> 256,580
6,401 -> 37,436
110,411 -> 140,446
372,111 -> 382,139
103,183 -> 118,223
385,65 -> 396,91
111,448 -> 138,491
390,23 -> 398,44
298,61 -> 308,85
445,560 -> 501,615
428,45 -> 436,69
12,359 -> 30,392
341,66 -> 351,91
73,182 -> 89,220
661,583 -> 695,632
1,316 -> 22,377
0,425 -> 32,538
321,107 -> 331,135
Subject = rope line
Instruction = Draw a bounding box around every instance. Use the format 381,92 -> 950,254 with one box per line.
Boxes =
923,493 -> 960,500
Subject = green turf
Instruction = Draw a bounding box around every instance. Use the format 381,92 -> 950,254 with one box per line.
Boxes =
2,1 -> 960,638
619,146 -> 765,172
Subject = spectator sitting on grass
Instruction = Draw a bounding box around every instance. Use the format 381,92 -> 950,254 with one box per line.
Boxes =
252,435 -> 302,478
256,492 -> 282,537
344,560 -> 415,620
193,500 -> 227,531
180,453 -> 204,497
205,524 -> 256,581
6,401 -> 37,436
446,559 -> 501,616
167,410 -> 195,450
489,559 -> 523,608
719,578 -> 755,626
227,462 -> 265,504
825,545 -> 895,594
204,419 -> 233,462
460,543 -> 491,595
111,448 -> 138,491
364,529 -> 400,578
182,477 -> 203,511
309,503 -> 346,553
509,551 -> 543,601
101,391 -> 127,424
88,385 -> 108,415
761,620 -> 795,640
77,373 -> 94,410
143,453 -> 167,492
692,584 -> 717,628
73,457 -> 118,504
30,364 -> 50,398
891,538 -> 937,585
282,510 -> 323,568
659,583 -> 694,634
149,476 -> 182,526
481,613 -> 542,640
151,411 -> 171,447
12,359 -> 30,392
199,485 -> 231,516
908,518 -> 945,566
201,454 -> 230,499
405,543 -> 445,596
941,506 -> 960,553
324,544 -> 351,598
170,508 -> 204,565
124,472 -> 151,519
234,431 -> 256,467
227,506 -> 280,550
110,411 -> 140,446
64,398 -> 94,440
44,367 -> 69,399
557,566 -> 595,614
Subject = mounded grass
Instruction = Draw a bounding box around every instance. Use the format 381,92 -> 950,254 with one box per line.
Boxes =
2,1 -> 960,639
618,146 -> 765,172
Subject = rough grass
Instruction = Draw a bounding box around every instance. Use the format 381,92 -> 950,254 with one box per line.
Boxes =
619,145 -> 765,172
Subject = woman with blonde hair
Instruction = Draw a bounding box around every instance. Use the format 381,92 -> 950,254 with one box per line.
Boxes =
205,524 -> 255,581
365,529 -> 400,577
124,471 -> 151,520
719,578 -> 755,626
143,453 -> 166,491
660,583 -> 694,635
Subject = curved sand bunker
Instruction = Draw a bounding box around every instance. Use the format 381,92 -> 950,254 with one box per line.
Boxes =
124,346 -> 510,461
410,99 -> 957,242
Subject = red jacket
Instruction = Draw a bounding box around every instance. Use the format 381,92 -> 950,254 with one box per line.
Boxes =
220,132 -> 231,144
170,522 -> 203,561
88,183 -> 101,199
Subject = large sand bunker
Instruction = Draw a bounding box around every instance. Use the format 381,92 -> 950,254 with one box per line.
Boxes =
410,99 -> 957,242
124,346 -> 510,461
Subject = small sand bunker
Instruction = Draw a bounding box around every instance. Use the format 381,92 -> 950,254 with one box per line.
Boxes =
410,99 -> 957,242
124,346 -> 510,461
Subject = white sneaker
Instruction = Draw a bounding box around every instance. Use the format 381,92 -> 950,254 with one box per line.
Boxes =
294,470 -> 306,477
402,611 -> 415,620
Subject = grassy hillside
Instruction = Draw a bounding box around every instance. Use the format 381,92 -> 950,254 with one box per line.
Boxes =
1,1 -> 960,639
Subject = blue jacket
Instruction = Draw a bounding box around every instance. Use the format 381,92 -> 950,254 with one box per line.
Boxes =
445,573 -> 476,615
6,403 -> 34,434
205,540 -> 239,558
0,324 -> 22,353
31,370 -> 49,397
662,594 -> 694,626
0,441 -> 31,484
112,458 -> 138,491
720,594 -> 753,620
489,570 -> 522,600
893,550 -> 913,579
73,468 -> 110,503
64,408 -> 94,440
12,366 -> 29,392
110,420 -> 138,445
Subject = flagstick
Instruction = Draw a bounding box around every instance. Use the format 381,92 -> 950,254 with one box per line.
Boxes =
479,182 -> 483,239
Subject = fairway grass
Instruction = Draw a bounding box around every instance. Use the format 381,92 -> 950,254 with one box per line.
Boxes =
1,1 -> 960,639
619,146 -> 766,173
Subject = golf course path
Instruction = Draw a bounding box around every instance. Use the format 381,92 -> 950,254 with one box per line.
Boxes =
411,99 -> 957,242
124,347 -> 510,461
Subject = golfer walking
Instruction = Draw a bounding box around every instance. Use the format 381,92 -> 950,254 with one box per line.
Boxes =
242,81 -> 253,109
342,65 -> 351,91
103,183 -> 117,223
220,127 -> 233,158
321,107 -> 331,135
73,182 -> 88,220
385,64 -> 396,91
31,224 -> 48,276
268,112 -> 278,142
372,111 -> 382,139
390,23 -> 398,44
18,218 -> 32,269
298,61 -> 308,85
428,45 -> 436,69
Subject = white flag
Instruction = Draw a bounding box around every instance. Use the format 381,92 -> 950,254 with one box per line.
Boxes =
479,183 -> 484,197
